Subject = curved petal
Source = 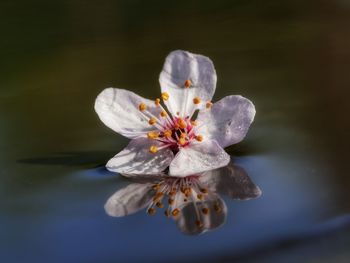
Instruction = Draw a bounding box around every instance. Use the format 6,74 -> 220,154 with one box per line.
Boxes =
200,162 -> 262,200
169,140 -> 230,177
105,183 -> 154,217
106,137 -> 174,175
175,195 -> 227,235
196,95 -> 256,148
95,88 -> 160,139
159,50 -> 217,117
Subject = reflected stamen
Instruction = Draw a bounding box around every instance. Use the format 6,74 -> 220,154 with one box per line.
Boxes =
147,176 -> 212,228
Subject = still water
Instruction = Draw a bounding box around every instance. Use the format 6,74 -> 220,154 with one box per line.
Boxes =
1,1 -> 350,262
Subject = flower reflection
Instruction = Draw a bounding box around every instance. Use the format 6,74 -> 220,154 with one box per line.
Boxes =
105,162 -> 261,235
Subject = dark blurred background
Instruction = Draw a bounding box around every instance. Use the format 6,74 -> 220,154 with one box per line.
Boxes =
0,0 -> 350,262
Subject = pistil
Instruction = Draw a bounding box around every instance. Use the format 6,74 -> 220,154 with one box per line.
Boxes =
181,79 -> 191,117
138,89 -> 205,154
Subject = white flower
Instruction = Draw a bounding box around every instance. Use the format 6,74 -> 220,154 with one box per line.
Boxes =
104,163 -> 261,235
95,50 -> 256,176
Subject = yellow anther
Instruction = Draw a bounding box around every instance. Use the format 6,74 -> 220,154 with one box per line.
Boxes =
178,138 -> 186,146
147,131 -> 159,139
195,220 -> 203,228
195,135 -> 203,142
147,207 -> 156,215
191,120 -> 198,126
180,133 -> 187,139
174,124 -> 180,130
152,192 -> 164,201
171,209 -> 180,217
156,202 -> 164,208
139,103 -> 147,111
197,194 -> 203,200
160,111 -> 168,117
169,190 -> 176,196
148,118 -> 157,125
200,188 -> 208,194
184,188 -> 191,197
214,203 -> 222,213
155,98 -> 161,106
184,79 -> 191,88
152,184 -> 160,190
178,118 -> 187,129
193,97 -> 201,105
206,101 -> 213,109
161,92 -> 169,101
202,207 -> 209,215
168,198 -> 174,205
163,130 -> 172,138
149,145 -> 158,153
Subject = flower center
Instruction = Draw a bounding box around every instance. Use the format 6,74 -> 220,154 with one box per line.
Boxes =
146,176 -> 222,228
138,79 -> 212,154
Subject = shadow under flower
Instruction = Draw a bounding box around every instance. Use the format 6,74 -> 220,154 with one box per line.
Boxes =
105,162 -> 262,235
17,151 -> 115,168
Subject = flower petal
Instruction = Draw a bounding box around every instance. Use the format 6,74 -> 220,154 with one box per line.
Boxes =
105,183 -> 154,217
175,195 -> 227,235
159,50 -> 217,117
169,140 -> 230,177
95,88 -> 160,139
200,162 -> 262,200
106,137 -> 174,175
196,95 -> 256,148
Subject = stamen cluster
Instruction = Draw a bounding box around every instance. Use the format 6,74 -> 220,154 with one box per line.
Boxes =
138,79 -> 212,154
147,176 -> 222,228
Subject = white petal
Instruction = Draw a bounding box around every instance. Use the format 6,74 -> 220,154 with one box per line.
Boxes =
95,88 -> 160,139
169,140 -> 230,177
159,50 -> 217,117
197,95 -> 256,148
104,183 -> 154,217
200,163 -> 262,200
175,195 -> 227,235
106,138 -> 174,175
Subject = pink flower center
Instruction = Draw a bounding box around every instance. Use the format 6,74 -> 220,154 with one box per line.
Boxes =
148,116 -> 201,152
138,79 -> 211,154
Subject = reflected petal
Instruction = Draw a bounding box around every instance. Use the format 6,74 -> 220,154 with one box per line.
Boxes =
201,162 -> 262,200
175,195 -> 227,235
105,183 -> 155,217
104,163 -> 261,235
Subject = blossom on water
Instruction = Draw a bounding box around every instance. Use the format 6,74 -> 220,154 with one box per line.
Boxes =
95,50 -> 256,176
104,162 -> 261,235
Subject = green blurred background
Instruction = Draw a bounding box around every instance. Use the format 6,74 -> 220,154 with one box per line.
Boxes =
1,0 -> 350,262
